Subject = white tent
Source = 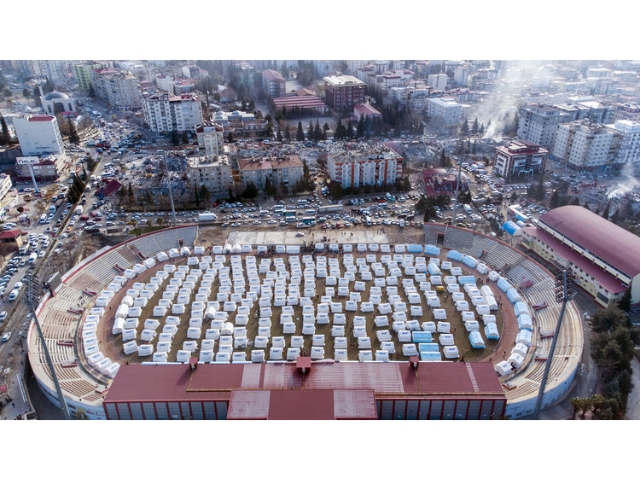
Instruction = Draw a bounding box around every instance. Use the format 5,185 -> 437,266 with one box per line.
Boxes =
402,344 -> 418,356
443,346 -> 459,359
439,334 -> 455,346
494,361 -> 513,376
123,341 -> 139,355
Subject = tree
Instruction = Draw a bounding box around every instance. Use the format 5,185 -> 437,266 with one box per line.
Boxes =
243,182 -> 258,199
199,184 -> 211,205
88,84 -> 96,98
307,121 -> 314,142
601,201 -> 611,220
460,118 -> 469,136
296,121 -> 305,141
357,114 -> 365,138
67,117 -> 80,144
171,130 -> 179,146
0,114 -> 12,145
471,117 -> 479,135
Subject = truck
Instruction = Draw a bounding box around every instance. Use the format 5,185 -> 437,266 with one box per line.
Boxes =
198,212 -> 218,222
75,206 -> 83,215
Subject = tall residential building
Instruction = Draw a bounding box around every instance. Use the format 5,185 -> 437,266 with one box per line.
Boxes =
12,115 -> 65,156
552,120 -> 620,170
238,154 -> 304,191
610,120 -> 640,165
91,68 -> 142,112
517,104 -> 572,149
427,74 -> 448,90
323,75 -> 366,112
426,97 -> 462,127
73,63 -> 104,92
142,92 -> 203,133
327,143 -> 403,189
493,140 -> 548,179
262,70 -> 286,98
195,121 -> 225,157
187,155 -> 234,196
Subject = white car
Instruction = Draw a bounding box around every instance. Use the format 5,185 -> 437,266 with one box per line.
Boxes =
0,311 -> 7,321
1,331 -> 11,342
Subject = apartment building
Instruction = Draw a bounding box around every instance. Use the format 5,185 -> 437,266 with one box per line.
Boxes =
517,104 -> 572,149
493,140 -> 548,180
238,154 -> 304,191
91,68 -> 142,112
426,97 -> 462,127
327,143 -> 402,189
610,119 -> 640,165
195,121 -> 225,157
552,120 -> 620,170
323,75 -> 366,112
187,155 -> 234,196
142,92 -> 203,133
262,70 -> 286,99
12,115 -> 64,156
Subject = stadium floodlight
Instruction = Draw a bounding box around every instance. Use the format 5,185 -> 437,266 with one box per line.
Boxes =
533,269 -> 573,419
25,274 -> 71,420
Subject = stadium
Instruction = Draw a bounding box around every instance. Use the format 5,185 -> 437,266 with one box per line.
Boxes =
27,223 -> 583,420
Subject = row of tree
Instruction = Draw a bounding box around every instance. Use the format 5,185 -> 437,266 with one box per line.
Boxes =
572,301 -> 639,419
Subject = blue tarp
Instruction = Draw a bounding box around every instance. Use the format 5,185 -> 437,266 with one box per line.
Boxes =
420,351 -> 443,361
427,263 -> 442,276
447,250 -> 463,261
506,288 -> 523,303
407,244 -> 423,253
517,313 -> 533,331
413,331 -> 434,343
514,302 -> 530,317
462,255 -> 478,268
484,323 -> 500,340
502,221 -> 521,236
458,275 -> 477,285
469,331 -> 486,349
418,342 -> 439,352
424,244 -> 441,256
496,277 -> 512,292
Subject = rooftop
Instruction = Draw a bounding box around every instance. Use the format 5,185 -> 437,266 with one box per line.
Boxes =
538,205 -> 640,279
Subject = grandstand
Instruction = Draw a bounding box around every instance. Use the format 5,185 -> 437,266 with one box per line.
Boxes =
427,224 -> 584,418
27,226 -> 199,419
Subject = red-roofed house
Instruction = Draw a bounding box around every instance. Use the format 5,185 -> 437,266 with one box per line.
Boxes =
0,230 -> 23,251
353,102 -> 382,121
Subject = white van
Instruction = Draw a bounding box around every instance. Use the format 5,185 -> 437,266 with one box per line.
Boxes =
8,288 -> 19,301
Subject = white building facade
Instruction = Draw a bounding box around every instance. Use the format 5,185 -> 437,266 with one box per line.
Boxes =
143,92 -> 203,133
426,97 -> 462,127
187,155 -> 234,196
195,121 -> 225,157
610,119 -> 640,165
552,121 -> 619,170
327,144 -> 403,189
12,115 -> 65,156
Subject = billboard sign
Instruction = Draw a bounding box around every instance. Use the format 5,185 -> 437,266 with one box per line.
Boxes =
16,156 -> 40,166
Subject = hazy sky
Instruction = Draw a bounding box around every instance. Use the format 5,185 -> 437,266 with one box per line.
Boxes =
5,1 -> 635,61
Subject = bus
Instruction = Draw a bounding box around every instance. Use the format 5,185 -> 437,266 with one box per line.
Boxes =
283,210 -> 297,222
301,216 -> 316,226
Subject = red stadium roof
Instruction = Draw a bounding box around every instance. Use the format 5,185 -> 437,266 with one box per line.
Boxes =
104,361 -> 504,419
538,205 -> 640,278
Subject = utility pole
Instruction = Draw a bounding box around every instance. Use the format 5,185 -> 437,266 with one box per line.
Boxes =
164,150 -> 177,227
532,269 -> 575,419
25,273 -> 71,420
